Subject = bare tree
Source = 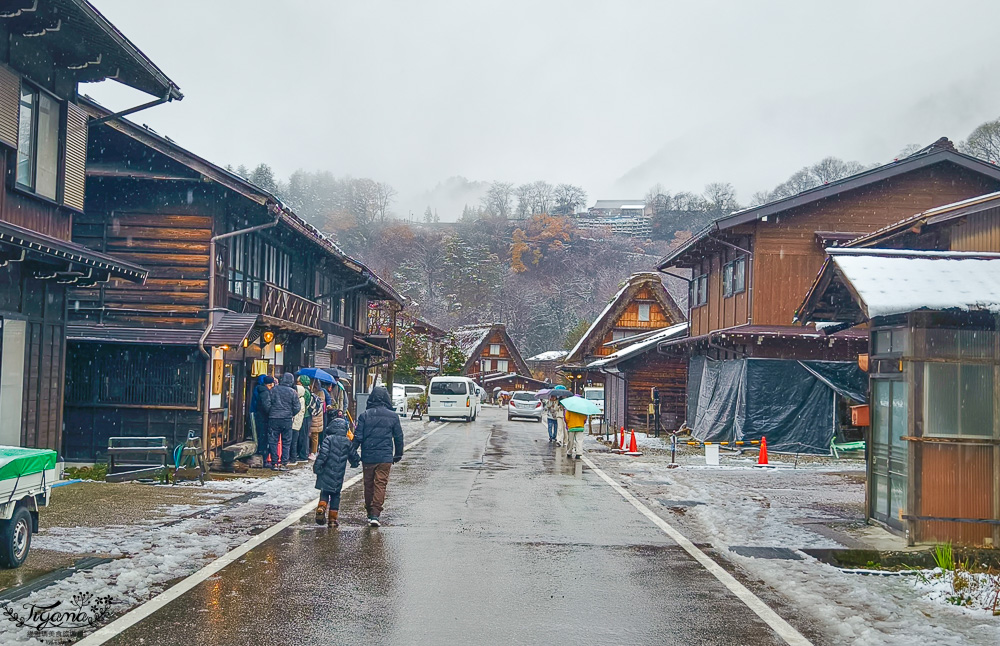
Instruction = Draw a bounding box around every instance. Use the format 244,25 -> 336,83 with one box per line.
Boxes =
528,181 -> 554,216
552,183 -> 587,215
961,118 -> 1000,164
514,183 -> 533,219
373,181 -> 397,223
703,182 -> 740,217
481,181 -> 514,219
810,157 -> 865,184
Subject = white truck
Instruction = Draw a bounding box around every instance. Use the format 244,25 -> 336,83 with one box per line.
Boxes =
0,446 -> 59,568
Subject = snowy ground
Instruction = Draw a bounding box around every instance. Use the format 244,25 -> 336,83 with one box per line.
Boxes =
587,433 -> 1000,645
0,419 -> 428,645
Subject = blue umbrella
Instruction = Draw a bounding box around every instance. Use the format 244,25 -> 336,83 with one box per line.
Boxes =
297,367 -> 334,384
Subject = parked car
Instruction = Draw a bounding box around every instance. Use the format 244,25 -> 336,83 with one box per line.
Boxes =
393,384 -> 426,416
584,386 -> 605,416
508,391 -> 543,422
428,377 -> 479,422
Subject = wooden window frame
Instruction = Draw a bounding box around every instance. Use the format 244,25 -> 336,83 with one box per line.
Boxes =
13,81 -> 64,203
722,255 -> 746,299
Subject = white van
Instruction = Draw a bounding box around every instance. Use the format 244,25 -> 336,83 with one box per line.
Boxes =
393,384 -> 427,417
583,386 -> 605,415
428,376 -> 479,422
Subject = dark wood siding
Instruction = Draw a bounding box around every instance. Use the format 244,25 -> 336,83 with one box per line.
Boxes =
949,206 -> 1000,252
618,353 -> 687,432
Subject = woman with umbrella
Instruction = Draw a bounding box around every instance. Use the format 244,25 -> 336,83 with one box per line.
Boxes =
559,395 -> 602,459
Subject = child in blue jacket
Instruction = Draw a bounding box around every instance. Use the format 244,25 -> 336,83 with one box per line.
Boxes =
313,410 -> 359,527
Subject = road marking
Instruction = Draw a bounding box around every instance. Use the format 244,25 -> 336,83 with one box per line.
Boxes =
581,456 -> 813,646
76,421 -> 451,646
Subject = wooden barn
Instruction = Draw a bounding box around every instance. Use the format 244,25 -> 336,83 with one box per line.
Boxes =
797,191 -> 1000,546
658,138 -> 1000,453
559,272 -> 685,392
452,323 -> 531,386
0,3 -> 179,450
588,323 -> 688,434
63,100 -> 401,462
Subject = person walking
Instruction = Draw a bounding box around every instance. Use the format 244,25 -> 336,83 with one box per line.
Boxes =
544,394 -> 560,443
313,410 -> 359,527
291,376 -> 309,465
262,373 -> 300,471
250,375 -> 274,463
307,381 -> 325,459
564,406 -> 588,459
349,386 -> 403,527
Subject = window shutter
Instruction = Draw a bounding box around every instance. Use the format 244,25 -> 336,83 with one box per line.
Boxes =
62,101 -> 88,211
0,66 -> 19,149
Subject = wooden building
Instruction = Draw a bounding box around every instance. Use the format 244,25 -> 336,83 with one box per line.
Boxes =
588,323 -> 688,433
63,100 -> 401,462
657,139 -> 1000,453
525,350 -> 567,384
560,272 -> 684,391
798,191 -> 1000,545
0,2 -> 180,450
453,323 -> 531,385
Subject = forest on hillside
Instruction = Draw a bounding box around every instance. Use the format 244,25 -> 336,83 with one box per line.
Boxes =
227,118 -> 1000,355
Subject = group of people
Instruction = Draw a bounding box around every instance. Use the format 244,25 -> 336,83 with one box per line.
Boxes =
249,376 -> 404,528
250,373 -> 348,470
543,390 -> 587,459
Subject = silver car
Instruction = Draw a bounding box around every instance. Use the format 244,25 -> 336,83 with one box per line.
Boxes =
507,391 -> 543,422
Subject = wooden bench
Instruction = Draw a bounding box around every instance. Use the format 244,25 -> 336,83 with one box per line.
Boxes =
106,436 -> 170,483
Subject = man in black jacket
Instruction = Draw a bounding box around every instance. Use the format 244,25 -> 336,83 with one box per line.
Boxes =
350,386 -> 403,526
262,373 -> 301,471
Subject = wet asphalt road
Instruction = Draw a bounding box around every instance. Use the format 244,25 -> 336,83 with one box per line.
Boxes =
103,407 -> 789,646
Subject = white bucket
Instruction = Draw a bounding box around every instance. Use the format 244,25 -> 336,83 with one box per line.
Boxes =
705,444 -> 720,466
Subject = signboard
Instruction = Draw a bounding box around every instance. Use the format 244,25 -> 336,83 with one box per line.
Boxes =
212,359 -> 224,395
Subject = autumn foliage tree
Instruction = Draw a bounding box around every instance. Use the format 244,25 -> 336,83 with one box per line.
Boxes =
510,214 -> 574,273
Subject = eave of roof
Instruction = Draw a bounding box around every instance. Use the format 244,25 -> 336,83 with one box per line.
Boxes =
847,190 -> 1000,248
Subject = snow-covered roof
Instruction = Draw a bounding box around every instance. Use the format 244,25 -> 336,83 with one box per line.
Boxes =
587,323 -> 689,369
828,248 -> 1000,319
451,325 -> 493,358
527,350 -> 568,362
565,281 -> 632,361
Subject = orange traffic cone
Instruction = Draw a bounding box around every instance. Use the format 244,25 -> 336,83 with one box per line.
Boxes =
625,429 -> 643,456
757,436 -> 769,466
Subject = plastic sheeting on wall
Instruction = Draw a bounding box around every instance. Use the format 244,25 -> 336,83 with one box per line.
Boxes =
686,357 -> 866,454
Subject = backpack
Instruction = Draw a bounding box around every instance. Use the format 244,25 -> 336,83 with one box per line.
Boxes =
308,391 -> 323,418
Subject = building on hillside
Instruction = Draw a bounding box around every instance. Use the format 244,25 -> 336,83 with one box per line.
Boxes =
63,99 -> 402,462
560,272 -> 685,392
587,323 -> 688,434
452,323 -> 531,387
657,138 -> 1000,454
526,350 -> 568,384
0,1 -> 180,450
797,191 -> 1000,546
576,200 -> 652,238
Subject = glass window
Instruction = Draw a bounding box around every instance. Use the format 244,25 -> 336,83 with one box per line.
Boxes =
497,360 -> 508,372
923,362 -> 993,437
638,304 -> 651,321
722,262 -> 733,297
698,275 -> 708,306
734,256 -> 745,293
35,93 -> 60,199
16,87 -> 35,190
482,359 -> 491,372
490,344 -> 500,355
430,380 -> 467,395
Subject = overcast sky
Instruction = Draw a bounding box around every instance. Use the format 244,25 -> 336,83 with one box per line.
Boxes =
87,1 -> 1000,220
